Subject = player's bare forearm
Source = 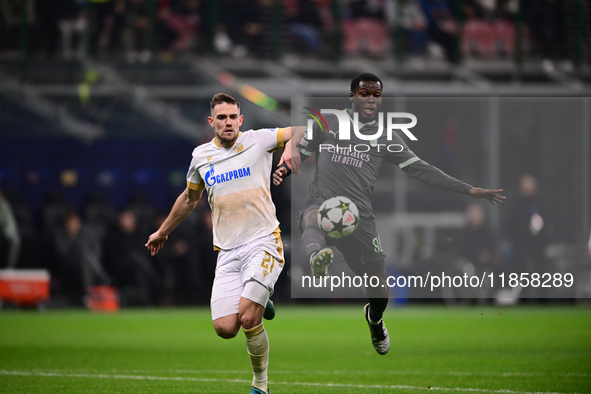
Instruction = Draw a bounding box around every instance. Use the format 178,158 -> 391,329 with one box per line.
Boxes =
468,187 -> 506,205
278,127 -> 305,174
291,126 -> 306,146
145,187 -> 202,255
278,126 -> 304,150
278,140 -> 299,175
159,190 -> 200,234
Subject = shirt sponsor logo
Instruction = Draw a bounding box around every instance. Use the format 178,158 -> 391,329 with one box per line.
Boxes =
205,163 -> 251,186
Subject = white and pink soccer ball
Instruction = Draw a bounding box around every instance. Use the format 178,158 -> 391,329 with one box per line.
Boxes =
317,196 -> 359,239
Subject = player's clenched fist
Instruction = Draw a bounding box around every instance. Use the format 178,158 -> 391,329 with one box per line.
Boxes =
273,166 -> 289,186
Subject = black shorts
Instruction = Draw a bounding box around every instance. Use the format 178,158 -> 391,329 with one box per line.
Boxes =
298,191 -> 386,275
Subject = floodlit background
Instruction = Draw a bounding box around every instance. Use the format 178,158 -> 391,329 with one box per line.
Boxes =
0,0 -> 590,305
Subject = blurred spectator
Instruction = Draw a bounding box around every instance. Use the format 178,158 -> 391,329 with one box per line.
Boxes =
155,0 -> 180,57
58,0 -> 85,59
0,188 -> 20,268
0,0 -> 35,54
106,0 -> 127,54
3,190 -> 38,269
216,0 -> 262,57
152,207 -> 204,305
149,198 -> 215,305
418,0 -> 458,62
123,0 -> 151,62
456,0 -> 515,60
284,0 -> 326,54
150,212 -> 176,304
492,0 -> 516,58
87,0 -> 115,55
122,0 -> 177,62
523,0 -> 570,71
582,0 -> 591,65
52,210 -> 109,298
462,0 -> 497,58
161,0 -> 201,52
35,0 -> 80,56
510,174 -> 548,273
460,203 -> 495,269
193,206 -> 217,302
84,191 -> 117,238
42,191 -> 70,234
103,210 -> 160,306
343,0 -> 390,58
398,0 -> 429,59
86,0 -> 128,55
128,191 -> 156,239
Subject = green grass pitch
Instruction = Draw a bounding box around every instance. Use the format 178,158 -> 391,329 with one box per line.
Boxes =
0,305 -> 590,393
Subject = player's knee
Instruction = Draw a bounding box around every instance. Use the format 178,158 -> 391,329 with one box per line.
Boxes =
303,209 -> 319,228
239,311 -> 262,330
213,320 -> 240,339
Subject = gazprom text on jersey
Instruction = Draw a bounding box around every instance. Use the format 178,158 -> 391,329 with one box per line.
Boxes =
205,166 -> 251,186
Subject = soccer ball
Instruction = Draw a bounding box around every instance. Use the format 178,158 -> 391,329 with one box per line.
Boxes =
317,196 -> 359,238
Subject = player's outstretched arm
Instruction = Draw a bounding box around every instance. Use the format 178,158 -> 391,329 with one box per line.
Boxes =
468,187 -> 505,205
401,159 -> 505,204
145,187 -> 202,256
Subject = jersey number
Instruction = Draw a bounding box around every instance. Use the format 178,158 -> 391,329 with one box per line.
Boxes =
373,236 -> 383,253
261,252 -> 275,274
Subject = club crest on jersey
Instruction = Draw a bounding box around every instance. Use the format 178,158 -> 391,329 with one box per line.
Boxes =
205,162 -> 251,186
233,143 -> 244,153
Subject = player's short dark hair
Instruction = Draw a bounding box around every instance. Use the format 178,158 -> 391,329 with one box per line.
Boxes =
210,93 -> 240,111
350,73 -> 383,93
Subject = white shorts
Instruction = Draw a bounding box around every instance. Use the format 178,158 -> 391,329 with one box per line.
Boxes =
210,230 -> 284,321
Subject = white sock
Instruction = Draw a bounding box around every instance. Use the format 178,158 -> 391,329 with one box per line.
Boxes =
243,323 -> 269,392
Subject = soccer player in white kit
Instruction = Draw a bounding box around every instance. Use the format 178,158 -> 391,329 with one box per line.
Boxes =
146,93 -> 295,394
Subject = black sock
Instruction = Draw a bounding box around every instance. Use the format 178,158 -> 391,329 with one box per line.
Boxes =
368,297 -> 388,323
301,225 -> 326,260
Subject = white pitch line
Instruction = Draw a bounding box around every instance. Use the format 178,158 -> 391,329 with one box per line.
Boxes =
0,370 -> 582,394
54,368 -> 586,379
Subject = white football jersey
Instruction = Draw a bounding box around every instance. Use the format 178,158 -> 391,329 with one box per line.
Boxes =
186,128 -> 285,250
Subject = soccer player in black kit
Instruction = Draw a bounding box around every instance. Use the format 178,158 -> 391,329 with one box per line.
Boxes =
273,73 -> 505,355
